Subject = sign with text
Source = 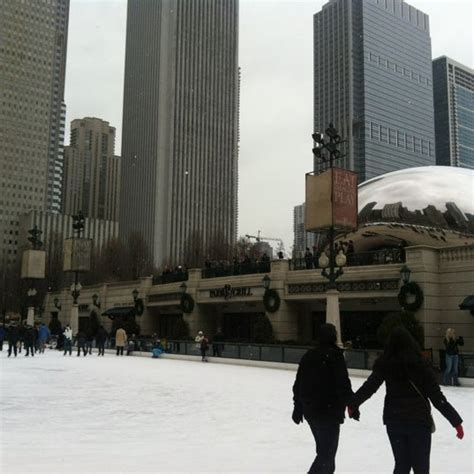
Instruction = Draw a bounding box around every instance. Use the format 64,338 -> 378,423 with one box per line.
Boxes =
209,285 -> 253,299
305,168 -> 358,231
21,250 -> 46,279
63,238 -> 92,272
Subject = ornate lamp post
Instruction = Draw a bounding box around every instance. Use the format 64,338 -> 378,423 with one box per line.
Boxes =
311,124 -> 351,345
23,225 -> 45,326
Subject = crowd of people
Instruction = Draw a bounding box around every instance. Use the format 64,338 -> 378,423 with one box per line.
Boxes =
0,322 -> 52,357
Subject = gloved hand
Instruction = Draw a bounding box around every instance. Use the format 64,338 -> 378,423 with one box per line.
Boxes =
347,406 -> 360,421
455,424 -> 464,440
292,406 -> 303,425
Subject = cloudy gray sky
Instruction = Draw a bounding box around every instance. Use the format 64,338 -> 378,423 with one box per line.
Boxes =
65,0 -> 473,252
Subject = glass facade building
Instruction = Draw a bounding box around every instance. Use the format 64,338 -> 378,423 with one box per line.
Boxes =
432,56 -> 474,169
313,0 -> 436,182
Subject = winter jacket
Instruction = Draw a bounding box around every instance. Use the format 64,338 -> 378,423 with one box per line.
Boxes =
444,337 -> 464,356
7,326 -> 20,343
351,358 -> 462,429
200,337 -> 209,351
38,325 -> 50,341
115,328 -> 127,347
63,327 -> 73,341
293,344 -> 353,423
0,327 -> 5,341
24,327 -> 36,345
96,327 -> 108,343
76,331 -> 87,345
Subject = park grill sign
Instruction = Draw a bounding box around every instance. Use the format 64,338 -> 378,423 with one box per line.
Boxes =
209,285 -> 253,299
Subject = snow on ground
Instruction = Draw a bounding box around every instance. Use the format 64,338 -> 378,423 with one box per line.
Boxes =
0,351 -> 472,474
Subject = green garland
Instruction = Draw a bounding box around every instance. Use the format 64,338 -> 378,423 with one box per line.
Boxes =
180,293 -> 195,314
398,282 -> 424,312
263,289 -> 281,313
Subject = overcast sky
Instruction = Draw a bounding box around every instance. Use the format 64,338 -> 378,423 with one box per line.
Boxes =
65,0 -> 473,252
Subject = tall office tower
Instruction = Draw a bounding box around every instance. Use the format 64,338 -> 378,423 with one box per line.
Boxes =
432,57 -> 474,169
63,118 -> 121,221
313,0 -> 435,182
120,0 -> 239,267
293,204 -> 318,257
0,0 -> 69,265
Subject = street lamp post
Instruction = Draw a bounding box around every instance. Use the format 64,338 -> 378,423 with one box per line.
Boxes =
26,287 -> 38,326
312,124 -> 347,345
69,212 -> 85,335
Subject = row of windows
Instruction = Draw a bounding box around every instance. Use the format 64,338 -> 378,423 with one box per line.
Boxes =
367,51 -> 432,87
368,122 -> 434,156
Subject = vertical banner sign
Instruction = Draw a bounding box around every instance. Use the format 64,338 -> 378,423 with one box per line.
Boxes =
63,238 -> 92,272
332,168 -> 358,230
305,168 -> 358,232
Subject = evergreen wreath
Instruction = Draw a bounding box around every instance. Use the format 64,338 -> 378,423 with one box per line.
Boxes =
180,293 -> 195,314
263,289 -> 281,313
398,282 -> 424,312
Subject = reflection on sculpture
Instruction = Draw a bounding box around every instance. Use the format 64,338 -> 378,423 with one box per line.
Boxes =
346,166 -> 474,251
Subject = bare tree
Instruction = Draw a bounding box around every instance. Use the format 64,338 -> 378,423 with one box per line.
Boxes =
126,232 -> 155,280
183,230 -> 205,268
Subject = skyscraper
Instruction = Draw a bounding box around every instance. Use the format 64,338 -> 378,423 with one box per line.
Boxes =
432,56 -> 474,169
313,0 -> 435,182
63,118 -> 121,221
293,204 -> 318,257
0,0 -> 70,264
120,0 -> 239,267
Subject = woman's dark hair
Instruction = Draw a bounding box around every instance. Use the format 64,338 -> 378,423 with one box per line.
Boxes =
378,326 -> 424,379
318,323 -> 337,345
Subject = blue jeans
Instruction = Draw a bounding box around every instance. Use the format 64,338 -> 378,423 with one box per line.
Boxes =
63,339 -> 72,355
306,419 -> 340,474
443,354 -> 459,385
387,423 -> 431,474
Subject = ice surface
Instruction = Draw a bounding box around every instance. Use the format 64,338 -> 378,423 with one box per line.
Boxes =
0,351 -> 472,473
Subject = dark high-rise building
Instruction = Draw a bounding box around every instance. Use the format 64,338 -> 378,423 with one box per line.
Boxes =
0,0 -> 69,264
63,118 -> 121,221
120,0 -> 239,267
432,56 -> 474,169
313,0 -> 436,182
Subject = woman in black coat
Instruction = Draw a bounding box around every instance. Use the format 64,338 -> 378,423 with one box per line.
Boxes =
349,327 -> 464,474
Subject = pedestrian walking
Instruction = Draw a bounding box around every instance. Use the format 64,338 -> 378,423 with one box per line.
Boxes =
348,327 -> 464,474
95,325 -> 108,356
76,331 -> 87,356
443,328 -> 464,386
63,325 -> 73,356
38,323 -> 51,353
24,325 -> 36,357
292,323 -> 355,474
115,326 -> 127,356
304,247 -> 313,269
0,324 -> 5,351
7,323 -> 20,357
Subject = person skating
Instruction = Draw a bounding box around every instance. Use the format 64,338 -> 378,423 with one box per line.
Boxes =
198,332 -> 209,362
115,326 -> 127,356
0,324 -> 5,351
292,323 -> 355,474
95,325 -> 108,356
75,331 -> 87,356
127,333 -> 137,356
348,327 -> 464,474
7,323 -> 20,357
24,325 -> 36,357
443,328 -> 464,386
37,323 -> 51,353
63,325 -> 73,356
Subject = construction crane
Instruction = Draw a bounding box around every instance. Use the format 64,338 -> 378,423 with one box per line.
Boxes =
245,231 -> 286,255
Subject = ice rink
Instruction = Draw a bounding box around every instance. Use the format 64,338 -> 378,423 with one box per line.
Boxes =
0,350 -> 472,473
